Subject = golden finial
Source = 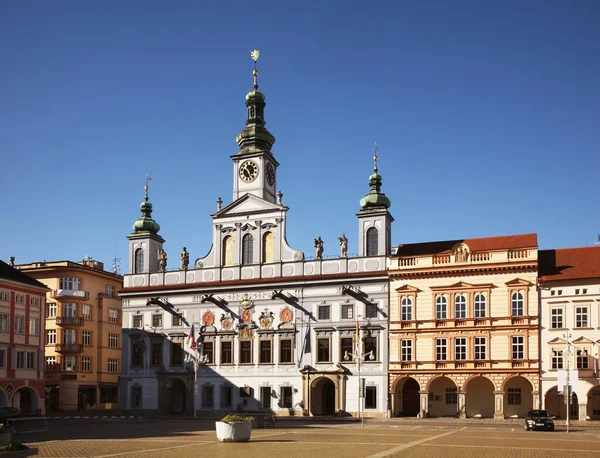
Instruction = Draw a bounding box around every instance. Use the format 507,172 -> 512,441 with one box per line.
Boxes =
250,49 -> 260,89
373,143 -> 380,172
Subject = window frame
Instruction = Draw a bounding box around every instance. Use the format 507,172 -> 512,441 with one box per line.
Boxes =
279,338 -> 293,364
341,304 -> 354,320
511,335 -> 524,360
365,386 -> 377,409
510,291 -> 524,317
575,306 -> 589,328
455,337 -> 467,361
316,336 -> 331,363
366,227 -> 378,256
474,337 -> 487,360
401,297 -> 413,321
318,305 -> 330,321
454,294 -> 466,319
239,340 -> 253,364
220,340 -> 233,365
436,296 -> 447,320
550,307 -> 563,329
474,293 -> 486,318
435,338 -> 447,361
242,234 -> 254,265
401,339 -> 412,362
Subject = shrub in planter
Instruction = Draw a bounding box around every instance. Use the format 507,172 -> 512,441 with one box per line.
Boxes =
215,414 -> 254,442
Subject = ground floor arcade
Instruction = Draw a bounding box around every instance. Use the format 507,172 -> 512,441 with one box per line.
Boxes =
390,373 -> 539,419
542,380 -> 600,420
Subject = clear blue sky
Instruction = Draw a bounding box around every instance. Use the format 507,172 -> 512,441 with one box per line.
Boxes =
2,1 -> 599,272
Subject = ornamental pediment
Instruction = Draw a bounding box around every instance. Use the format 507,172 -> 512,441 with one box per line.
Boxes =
430,281 -> 494,291
505,278 -> 533,287
572,336 -> 594,345
547,337 -> 566,345
395,284 -> 420,293
214,193 -> 285,218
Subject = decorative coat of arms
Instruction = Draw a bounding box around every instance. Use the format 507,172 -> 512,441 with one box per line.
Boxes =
280,307 -> 293,323
259,308 -> 274,329
220,313 -> 233,331
202,311 -> 215,326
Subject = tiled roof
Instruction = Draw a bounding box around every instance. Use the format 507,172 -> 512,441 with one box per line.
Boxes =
0,260 -> 49,289
539,246 -> 600,282
394,233 -> 537,257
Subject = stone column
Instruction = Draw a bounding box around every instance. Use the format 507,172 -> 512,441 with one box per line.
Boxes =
532,391 -> 539,409
494,391 -> 505,420
579,403 -> 587,421
388,391 -> 393,418
457,391 -> 467,419
418,391 -> 429,418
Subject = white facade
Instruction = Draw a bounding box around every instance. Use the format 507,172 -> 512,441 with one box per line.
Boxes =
119,63 -> 393,417
539,246 -> 600,420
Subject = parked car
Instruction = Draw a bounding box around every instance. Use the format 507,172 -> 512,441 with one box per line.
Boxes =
524,409 -> 555,431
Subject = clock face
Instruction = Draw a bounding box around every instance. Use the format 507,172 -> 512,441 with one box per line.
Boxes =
239,160 -> 258,182
266,162 -> 275,186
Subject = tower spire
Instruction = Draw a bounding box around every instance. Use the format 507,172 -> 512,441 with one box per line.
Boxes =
359,143 -> 391,210
131,175 -> 161,235
235,49 -> 276,155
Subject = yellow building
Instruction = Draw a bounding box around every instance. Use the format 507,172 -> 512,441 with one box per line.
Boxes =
388,234 -> 540,419
17,259 -> 123,412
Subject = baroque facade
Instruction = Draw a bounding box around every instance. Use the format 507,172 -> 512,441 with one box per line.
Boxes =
119,59 -> 393,417
539,246 -> 600,420
388,234 -> 540,419
17,259 -> 123,411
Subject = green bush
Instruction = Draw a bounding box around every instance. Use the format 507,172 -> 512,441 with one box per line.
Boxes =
0,442 -> 28,452
220,414 -> 254,423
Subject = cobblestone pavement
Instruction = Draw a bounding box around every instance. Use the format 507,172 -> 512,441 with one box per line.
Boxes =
15,417 -> 600,457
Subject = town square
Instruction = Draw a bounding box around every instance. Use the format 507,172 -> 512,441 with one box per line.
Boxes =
1,1 -> 599,457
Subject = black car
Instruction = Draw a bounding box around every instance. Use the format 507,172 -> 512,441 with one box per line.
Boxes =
524,409 -> 555,431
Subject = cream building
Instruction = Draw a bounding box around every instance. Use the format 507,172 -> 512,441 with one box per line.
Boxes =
388,234 -> 540,419
17,259 -> 123,411
539,246 -> 600,420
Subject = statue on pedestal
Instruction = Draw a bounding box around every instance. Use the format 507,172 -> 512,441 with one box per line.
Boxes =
180,247 -> 189,270
158,249 -> 168,272
314,237 -> 324,260
338,234 -> 348,258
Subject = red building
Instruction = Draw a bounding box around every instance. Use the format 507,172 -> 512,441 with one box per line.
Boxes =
0,260 -> 48,415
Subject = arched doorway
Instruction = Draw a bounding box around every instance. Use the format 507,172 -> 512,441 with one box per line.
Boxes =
166,378 -> 186,415
544,386 -> 578,419
503,376 -> 534,418
465,376 -> 494,418
587,386 -> 600,419
0,390 -> 7,408
428,376 -> 458,417
311,377 -> 335,416
13,387 -> 38,415
393,377 -> 420,417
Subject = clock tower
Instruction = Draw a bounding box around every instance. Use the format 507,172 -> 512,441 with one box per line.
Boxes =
232,50 -> 279,203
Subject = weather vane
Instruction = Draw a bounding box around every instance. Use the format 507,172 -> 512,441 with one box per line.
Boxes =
373,143 -> 380,171
251,49 -> 260,88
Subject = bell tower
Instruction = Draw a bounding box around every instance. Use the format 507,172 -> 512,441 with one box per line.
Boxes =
127,177 -> 165,274
232,50 -> 279,203
357,145 -> 393,257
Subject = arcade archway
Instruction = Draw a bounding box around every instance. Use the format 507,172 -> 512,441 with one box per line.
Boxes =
393,377 -> 420,417
465,376 -> 494,418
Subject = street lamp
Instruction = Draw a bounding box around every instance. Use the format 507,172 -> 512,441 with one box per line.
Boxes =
563,332 -> 572,433
187,329 -> 209,418
344,315 -> 374,428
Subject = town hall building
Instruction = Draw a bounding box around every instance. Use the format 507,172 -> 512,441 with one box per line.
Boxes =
118,54 -> 393,418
